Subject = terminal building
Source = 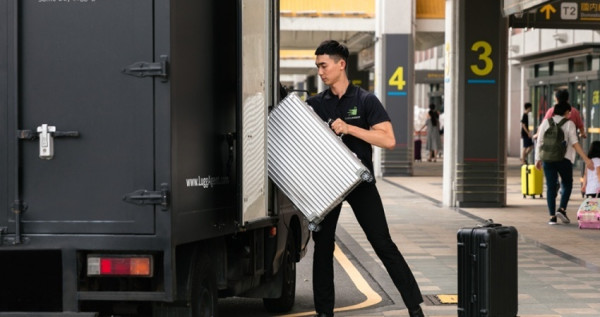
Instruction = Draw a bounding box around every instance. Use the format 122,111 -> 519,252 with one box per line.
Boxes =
280,0 -> 596,206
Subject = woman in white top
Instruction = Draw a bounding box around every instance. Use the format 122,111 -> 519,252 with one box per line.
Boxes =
582,141 -> 600,197
535,93 -> 593,225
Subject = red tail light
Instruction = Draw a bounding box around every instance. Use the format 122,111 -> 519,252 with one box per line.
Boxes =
88,255 -> 153,277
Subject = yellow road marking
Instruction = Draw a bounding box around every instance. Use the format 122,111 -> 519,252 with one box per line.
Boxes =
437,294 -> 458,304
279,243 -> 382,317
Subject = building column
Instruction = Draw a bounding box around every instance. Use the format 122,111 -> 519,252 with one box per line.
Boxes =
348,53 -> 370,91
375,0 -> 415,176
443,0 -> 508,207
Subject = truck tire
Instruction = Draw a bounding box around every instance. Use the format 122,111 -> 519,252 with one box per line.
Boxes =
192,253 -> 218,317
263,231 -> 296,313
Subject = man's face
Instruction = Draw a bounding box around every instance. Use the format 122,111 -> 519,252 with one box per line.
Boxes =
315,54 -> 345,86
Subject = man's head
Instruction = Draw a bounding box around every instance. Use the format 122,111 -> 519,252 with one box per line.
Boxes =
524,102 -> 532,111
555,89 -> 569,103
314,40 -> 349,86
553,102 -> 571,116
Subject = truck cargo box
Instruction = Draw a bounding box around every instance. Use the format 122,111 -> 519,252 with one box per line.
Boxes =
0,1 -> 308,315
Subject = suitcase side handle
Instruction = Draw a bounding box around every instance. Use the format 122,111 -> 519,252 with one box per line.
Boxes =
477,219 -> 502,228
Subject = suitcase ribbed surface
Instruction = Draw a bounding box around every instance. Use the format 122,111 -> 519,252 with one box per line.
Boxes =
267,94 -> 371,225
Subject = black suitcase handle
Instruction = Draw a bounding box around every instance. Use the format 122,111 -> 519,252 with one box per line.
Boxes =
477,219 -> 501,228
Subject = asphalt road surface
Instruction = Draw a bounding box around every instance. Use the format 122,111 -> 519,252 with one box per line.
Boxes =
218,239 -> 395,317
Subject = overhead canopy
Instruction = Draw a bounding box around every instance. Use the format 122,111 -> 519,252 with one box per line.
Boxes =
502,0 -> 552,16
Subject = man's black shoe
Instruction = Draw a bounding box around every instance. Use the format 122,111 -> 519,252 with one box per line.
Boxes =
315,313 -> 333,317
409,306 -> 425,317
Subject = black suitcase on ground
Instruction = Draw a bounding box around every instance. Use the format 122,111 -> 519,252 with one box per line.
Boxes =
457,221 -> 518,317
414,138 -> 422,161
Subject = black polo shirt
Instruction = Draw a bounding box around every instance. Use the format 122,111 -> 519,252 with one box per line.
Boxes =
306,84 -> 391,176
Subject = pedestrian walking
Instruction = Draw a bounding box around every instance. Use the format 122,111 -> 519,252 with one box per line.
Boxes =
521,102 -> 534,164
535,90 -> 593,225
419,104 -> 441,162
582,141 -> 600,198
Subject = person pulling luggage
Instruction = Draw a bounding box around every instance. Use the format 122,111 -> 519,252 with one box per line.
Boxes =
534,90 -> 593,225
306,40 -> 425,317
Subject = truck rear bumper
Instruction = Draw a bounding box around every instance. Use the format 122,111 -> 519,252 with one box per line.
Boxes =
0,238 -> 173,313
0,313 -> 97,317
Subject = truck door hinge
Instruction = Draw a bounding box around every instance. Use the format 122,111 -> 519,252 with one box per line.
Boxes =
122,55 -> 169,82
123,183 -> 169,211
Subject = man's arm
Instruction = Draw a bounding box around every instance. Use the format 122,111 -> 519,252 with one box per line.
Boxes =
534,120 -> 547,170
573,142 -> 594,170
571,108 -> 587,138
521,122 -> 530,136
331,119 -> 395,150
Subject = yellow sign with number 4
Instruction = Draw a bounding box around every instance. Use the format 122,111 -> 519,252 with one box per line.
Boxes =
388,66 -> 406,90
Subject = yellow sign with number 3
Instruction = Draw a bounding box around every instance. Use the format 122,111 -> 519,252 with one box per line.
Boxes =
470,41 -> 493,76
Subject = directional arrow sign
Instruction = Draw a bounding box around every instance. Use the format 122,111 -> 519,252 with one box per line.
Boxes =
540,3 -> 557,19
510,0 -> 599,29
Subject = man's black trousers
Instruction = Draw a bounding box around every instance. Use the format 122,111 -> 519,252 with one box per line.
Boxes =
312,182 -> 423,315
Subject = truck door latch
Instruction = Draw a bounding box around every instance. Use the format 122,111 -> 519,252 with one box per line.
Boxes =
122,55 -> 169,82
18,124 -> 80,160
123,183 -> 169,211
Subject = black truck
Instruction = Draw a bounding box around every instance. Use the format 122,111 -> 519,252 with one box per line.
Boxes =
0,1 -> 310,316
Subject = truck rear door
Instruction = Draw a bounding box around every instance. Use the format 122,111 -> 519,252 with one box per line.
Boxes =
3,0 -> 155,234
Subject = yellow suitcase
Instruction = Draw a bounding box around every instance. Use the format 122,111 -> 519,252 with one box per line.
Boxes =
521,165 -> 543,198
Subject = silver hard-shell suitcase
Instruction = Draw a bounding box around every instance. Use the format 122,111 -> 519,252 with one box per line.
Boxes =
267,93 -> 372,230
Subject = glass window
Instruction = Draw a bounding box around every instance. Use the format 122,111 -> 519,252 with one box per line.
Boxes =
553,59 -> 568,75
572,56 -> 587,72
592,56 -> 600,71
537,64 -> 550,77
526,65 -> 535,78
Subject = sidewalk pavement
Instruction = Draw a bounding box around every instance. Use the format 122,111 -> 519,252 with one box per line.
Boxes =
334,157 -> 600,317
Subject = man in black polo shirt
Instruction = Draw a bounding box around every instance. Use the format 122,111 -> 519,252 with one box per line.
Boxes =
306,40 -> 424,317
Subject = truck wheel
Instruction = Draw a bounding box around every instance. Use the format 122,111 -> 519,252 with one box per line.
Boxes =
263,232 -> 296,313
192,254 -> 218,317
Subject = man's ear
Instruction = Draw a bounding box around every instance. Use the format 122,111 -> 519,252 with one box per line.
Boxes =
340,59 -> 346,71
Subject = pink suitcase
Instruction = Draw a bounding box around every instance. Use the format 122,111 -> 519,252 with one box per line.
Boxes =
576,198 -> 600,229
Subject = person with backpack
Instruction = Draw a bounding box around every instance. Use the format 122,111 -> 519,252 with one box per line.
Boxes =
534,91 -> 593,225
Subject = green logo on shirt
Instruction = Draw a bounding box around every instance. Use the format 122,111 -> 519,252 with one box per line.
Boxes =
347,106 -> 358,116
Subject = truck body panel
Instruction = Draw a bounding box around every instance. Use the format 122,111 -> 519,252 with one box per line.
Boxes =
10,0 -> 155,235
0,0 -> 309,315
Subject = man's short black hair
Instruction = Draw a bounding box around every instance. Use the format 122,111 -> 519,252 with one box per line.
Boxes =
555,89 -> 569,103
315,40 -> 349,63
524,102 -> 532,110
554,102 -> 571,116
